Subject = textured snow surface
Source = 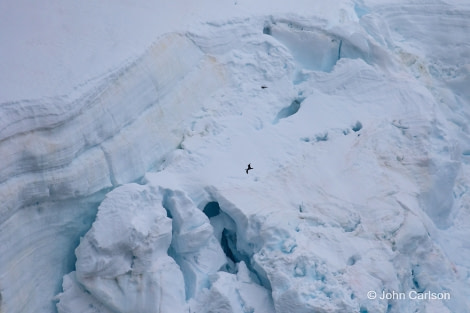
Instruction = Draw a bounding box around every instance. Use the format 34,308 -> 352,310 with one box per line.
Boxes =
1,1 -> 470,313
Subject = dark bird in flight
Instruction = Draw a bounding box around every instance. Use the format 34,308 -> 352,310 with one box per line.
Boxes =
261,85 -> 268,89
245,163 -> 253,174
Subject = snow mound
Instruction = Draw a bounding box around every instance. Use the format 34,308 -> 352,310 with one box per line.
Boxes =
70,184 -> 187,313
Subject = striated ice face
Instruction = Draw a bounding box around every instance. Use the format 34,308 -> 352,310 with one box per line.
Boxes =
2,1 -> 470,313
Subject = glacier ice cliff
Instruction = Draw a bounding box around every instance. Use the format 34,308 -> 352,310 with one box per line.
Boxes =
1,1 -> 470,312
0,32 -> 227,313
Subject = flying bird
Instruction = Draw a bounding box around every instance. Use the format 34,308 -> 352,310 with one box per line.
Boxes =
245,163 -> 253,174
261,85 -> 268,89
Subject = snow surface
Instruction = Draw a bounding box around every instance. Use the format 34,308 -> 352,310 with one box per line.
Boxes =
1,0 -> 470,312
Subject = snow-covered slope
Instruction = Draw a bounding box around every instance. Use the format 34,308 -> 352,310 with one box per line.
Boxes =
1,1 -> 470,313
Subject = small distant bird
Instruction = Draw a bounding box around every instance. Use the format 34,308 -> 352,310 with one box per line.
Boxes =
245,163 -> 253,174
261,85 -> 268,89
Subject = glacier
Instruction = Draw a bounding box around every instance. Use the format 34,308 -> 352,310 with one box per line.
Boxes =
1,0 -> 470,312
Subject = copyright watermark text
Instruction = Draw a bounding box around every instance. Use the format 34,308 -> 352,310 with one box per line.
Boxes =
367,290 -> 450,300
